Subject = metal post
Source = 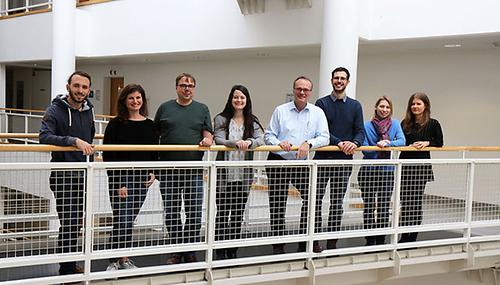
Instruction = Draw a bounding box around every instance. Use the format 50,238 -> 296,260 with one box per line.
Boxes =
206,162 -> 217,266
392,161 -> 402,247
83,160 -> 94,280
464,161 -> 475,245
307,161 -> 318,256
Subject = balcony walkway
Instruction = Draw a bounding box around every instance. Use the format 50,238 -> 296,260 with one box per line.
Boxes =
0,146 -> 499,284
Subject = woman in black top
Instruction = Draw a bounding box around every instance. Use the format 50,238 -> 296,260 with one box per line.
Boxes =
103,84 -> 158,270
399,92 -> 443,243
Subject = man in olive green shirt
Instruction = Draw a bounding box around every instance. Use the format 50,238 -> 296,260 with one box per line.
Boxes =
154,73 -> 213,264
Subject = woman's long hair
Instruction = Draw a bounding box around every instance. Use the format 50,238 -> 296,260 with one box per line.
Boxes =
115,84 -> 148,121
401,92 -> 431,132
218,85 -> 263,139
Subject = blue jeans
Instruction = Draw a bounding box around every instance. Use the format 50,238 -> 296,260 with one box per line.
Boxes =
161,169 -> 204,244
108,171 -> 148,253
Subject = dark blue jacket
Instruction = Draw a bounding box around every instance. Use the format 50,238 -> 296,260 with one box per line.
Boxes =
39,94 -> 95,162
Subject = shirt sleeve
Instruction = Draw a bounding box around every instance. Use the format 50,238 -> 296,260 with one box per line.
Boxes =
264,108 -> 281,146
249,120 -> 265,149
315,98 -> 341,146
308,110 -> 329,149
213,115 -> 236,147
389,120 -> 406,147
39,106 -> 77,146
429,119 -> 444,147
352,102 -> 365,146
203,105 -> 213,133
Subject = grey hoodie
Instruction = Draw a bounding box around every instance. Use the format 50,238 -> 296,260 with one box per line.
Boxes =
39,94 -> 96,162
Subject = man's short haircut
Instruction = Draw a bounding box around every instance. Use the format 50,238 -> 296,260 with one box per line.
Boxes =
67,71 -> 92,86
175,73 -> 196,86
293,75 -> 313,90
331,67 -> 350,80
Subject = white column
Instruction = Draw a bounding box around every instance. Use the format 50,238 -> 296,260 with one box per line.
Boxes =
0,64 -> 5,108
51,0 -> 76,99
318,0 -> 360,98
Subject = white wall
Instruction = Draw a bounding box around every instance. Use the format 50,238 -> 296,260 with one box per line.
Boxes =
357,48 -> 500,147
0,13 -> 51,62
79,56 -> 320,125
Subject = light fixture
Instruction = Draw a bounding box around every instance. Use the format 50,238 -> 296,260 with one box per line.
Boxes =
443,44 -> 462,48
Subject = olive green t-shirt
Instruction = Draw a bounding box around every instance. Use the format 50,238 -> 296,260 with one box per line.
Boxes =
154,99 -> 212,161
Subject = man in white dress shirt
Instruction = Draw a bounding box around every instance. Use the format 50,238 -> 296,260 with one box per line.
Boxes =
264,76 -> 329,254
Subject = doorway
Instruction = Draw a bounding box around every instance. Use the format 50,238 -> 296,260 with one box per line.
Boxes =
109,77 -> 124,116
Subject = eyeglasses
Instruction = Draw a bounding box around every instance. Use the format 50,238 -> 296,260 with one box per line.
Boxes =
294,87 -> 311,93
177,84 -> 196,89
333,76 -> 348,81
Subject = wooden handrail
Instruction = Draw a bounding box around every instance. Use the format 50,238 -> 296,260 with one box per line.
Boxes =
0,144 -> 498,152
0,108 -> 115,119
77,0 -> 114,7
0,133 -> 104,140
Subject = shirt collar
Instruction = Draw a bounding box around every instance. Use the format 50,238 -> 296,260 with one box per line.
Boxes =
289,101 -> 311,112
330,92 -> 347,102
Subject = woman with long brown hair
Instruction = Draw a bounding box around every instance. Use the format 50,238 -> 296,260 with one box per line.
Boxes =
399,92 -> 443,243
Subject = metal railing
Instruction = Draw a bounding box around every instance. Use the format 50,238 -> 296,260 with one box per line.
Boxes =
0,145 -> 500,284
0,0 -> 113,17
0,108 -> 110,144
0,0 -> 51,17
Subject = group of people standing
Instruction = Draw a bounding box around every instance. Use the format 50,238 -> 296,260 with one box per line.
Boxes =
39,67 -> 442,275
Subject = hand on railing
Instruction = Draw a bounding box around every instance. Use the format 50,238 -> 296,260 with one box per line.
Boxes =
75,138 -> 95,155
338,141 -> 358,155
411,141 -> 430,149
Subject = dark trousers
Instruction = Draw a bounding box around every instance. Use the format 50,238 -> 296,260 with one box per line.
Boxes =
399,167 -> 428,242
359,168 -> 394,230
215,181 -> 248,241
266,153 -> 310,236
50,170 -> 85,275
107,174 -> 148,256
315,165 -> 352,233
160,169 -> 203,244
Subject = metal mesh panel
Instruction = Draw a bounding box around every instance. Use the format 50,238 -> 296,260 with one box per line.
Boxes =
356,163 -> 397,243
472,162 -> 500,222
0,168 -> 84,259
315,164 -> 354,233
215,166 -> 253,242
92,166 -> 209,253
0,151 -> 50,163
264,165 -> 310,238
92,168 -> 164,251
400,162 -> 467,227
49,170 -> 86,256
